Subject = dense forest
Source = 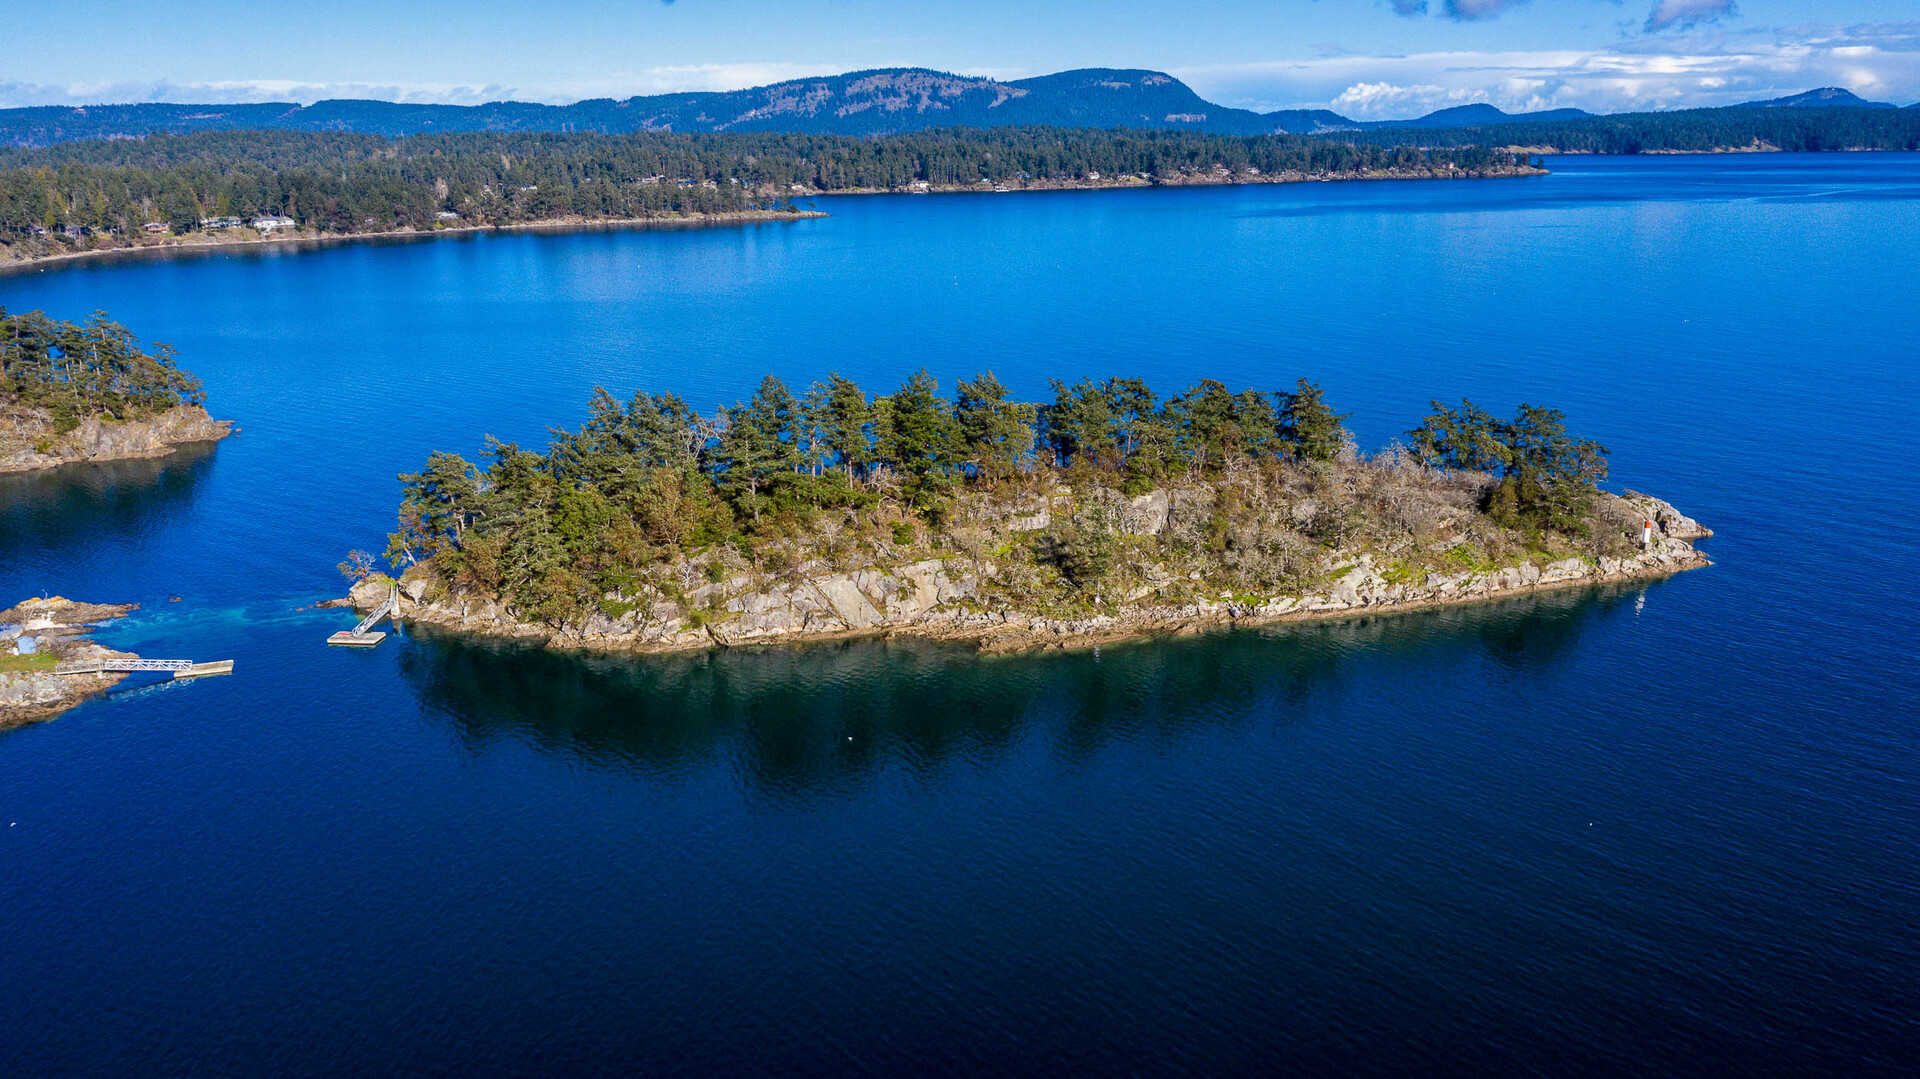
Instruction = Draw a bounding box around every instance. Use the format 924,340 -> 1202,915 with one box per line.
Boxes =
1356,105 -> 1920,153
0,308 -> 205,428
377,371 -> 1611,627
0,127 -> 1526,242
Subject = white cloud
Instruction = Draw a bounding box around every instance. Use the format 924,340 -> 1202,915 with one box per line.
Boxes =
0,64 -> 852,109
1174,23 -> 1920,118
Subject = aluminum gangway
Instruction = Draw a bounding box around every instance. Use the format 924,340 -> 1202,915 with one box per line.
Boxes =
56,657 -> 234,679
328,585 -> 399,647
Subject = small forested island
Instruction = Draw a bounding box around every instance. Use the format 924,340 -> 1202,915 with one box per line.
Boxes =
0,308 -> 230,472
0,128 -> 1538,268
345,372 -> 1710,654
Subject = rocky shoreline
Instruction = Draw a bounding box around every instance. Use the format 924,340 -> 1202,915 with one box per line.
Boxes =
0,209 -> 830,273
1,164 -> 1543,274
0,403 -> 233,473
343,492 -> 1710,658
0,598 -> 139,727
804,163 -> 1546,197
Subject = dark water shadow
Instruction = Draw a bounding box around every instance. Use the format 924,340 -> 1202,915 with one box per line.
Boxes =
399,582 -> 1651,795
0,441 -> 218,556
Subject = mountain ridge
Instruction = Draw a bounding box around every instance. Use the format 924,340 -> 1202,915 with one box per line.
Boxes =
1,70 -> 1914,148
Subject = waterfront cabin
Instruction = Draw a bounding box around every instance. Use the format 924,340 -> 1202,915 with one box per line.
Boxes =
251,215 -> 296,232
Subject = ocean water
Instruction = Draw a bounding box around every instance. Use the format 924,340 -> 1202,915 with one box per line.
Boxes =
2,154 -> 1916,1075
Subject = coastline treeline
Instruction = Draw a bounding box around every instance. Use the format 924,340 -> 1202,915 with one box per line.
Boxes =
0,307 -> 205,427
0,127 -> 1526,239
1356,106 -> 1920,153
384,372 -> 1609,623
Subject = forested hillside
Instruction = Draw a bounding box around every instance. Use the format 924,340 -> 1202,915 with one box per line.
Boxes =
1355,106 -> 1920,153
2,66 -> 1912,151
0,127 -> 1525,244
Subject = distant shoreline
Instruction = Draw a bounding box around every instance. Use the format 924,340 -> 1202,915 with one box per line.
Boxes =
0,165 -> 1543,275
0,209 -> 831,276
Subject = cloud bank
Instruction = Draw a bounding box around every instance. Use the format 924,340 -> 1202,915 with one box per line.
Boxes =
1,24 -> 1914,119
0,63 -> 849,109
1178,22 -> 1920,118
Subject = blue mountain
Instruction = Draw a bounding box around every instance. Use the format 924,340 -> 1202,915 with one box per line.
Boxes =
0,69 -> 1906,148
1735,87 -> 1896,109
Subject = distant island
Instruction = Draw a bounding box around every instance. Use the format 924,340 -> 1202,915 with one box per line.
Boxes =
342,373 -> 1711,654
0,67 -> 1913,146
0,308 -> 231,471
0,128 -> 1539,269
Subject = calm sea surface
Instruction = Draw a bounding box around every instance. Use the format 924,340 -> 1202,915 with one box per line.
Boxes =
2,155 -> 1917,1075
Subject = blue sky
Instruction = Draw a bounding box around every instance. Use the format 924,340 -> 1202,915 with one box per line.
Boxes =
3,1 -> 1916,116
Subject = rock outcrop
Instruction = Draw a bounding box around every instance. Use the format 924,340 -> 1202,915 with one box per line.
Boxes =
0,597 -> 139,727
0,403 -> 233,473
349,492 -> 1712,657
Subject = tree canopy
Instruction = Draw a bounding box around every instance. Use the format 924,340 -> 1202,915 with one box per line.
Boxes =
0,307 -> 204,427
1,126 -> 1525,241
386,373 -> 1615,624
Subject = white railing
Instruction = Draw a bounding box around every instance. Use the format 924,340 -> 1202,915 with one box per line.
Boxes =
55,657 -> 195,675
352,588 -> 399,636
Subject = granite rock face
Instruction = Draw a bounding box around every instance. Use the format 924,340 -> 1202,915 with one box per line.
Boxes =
1625,492 -> 1713,540
363,487 -> 1713,656
0,404 -> 233,473
0,671 -> 65,708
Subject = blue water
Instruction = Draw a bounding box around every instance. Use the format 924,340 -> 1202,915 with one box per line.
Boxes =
2,154 -> 1917,1075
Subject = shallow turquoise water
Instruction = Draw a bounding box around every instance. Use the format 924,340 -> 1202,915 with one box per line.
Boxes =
1,154 -> 1917,1075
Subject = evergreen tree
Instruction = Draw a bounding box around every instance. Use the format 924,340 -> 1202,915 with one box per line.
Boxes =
820,373 -> 872,482
879,368 -> 958,502
1276,378 -> 1350,463
1408,398 -> 1510,474
388,450 -> 480,564
1041,377 -> 1115,468
1168,379 -> 1240,469
714,375 -> 801,520
1101,377 -> 1158,462
955,370 -> 1036,480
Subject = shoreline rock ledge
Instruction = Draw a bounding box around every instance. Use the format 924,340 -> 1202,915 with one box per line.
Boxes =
0,598 -> 140,727
0,404 -> 233,473
344,491 -> 1714,658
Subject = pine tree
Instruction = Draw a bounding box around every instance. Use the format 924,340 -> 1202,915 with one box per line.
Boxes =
955,370 -> 1036,480
821,373 -> 872,482
1277,378 -> 1351,463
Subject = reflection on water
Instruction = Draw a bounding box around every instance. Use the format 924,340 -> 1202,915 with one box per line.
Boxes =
0,442 -> 218,558
401,582 -> 1640,790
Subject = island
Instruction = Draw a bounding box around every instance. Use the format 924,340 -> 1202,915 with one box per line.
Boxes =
340,372 -> 1710,654
0,129 -> 1538,271
1,308 -> 231,472
0,597 -> 140,726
